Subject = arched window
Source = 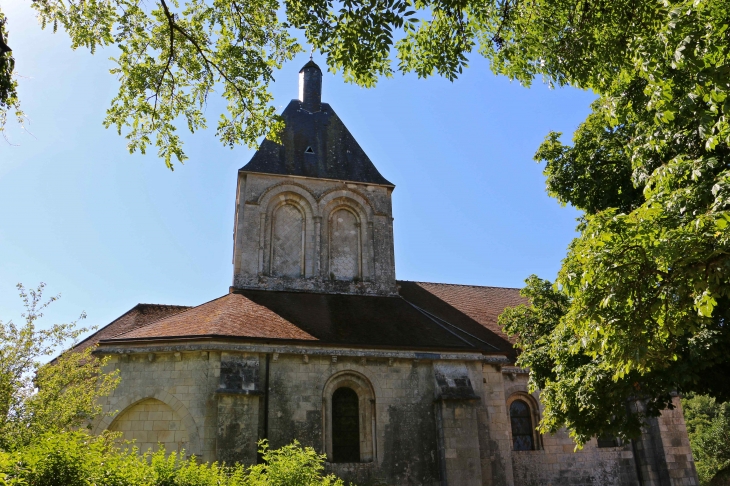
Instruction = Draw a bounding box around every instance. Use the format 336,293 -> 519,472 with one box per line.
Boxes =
510,399 -> 535,451
329,208 -> 360,280
271,203 -> 305,277
331,387 -> 360,462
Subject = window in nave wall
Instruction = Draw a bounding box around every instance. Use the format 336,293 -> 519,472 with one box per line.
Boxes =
329,208 -> 360,280
510,399 -> 535,451
271,203 -> 305,277
331,386 -> 361,462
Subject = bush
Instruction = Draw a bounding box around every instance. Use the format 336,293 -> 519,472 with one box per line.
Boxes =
0,431 -> 346,486
683,394 -> 730,485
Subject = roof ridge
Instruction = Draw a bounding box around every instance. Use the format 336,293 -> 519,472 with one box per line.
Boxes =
398,280 -> 522,291
135,303 -> 192,308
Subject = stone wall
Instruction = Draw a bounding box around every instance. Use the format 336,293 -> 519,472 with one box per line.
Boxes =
232,173 -> 397,295
95,350 -> 221,462
94,345 -> 698,486
264,353 -> 442,486
503,372 -> 640,486
109,398 -> 190,454
95,345 -> 503,485
510,433 -> 639,486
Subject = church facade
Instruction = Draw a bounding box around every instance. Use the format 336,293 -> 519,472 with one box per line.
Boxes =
82,61 -> 699,486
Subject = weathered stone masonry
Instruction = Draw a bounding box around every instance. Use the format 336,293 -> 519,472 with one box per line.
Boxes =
84,59 -> 699,486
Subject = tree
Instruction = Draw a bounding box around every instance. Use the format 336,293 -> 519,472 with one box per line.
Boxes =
0,11 -> 21,143
3,0 -> 729,445
0,283 -> 119,450
0,0 -> 301,166
683,394 -> 730,485
497,0 -> 730,444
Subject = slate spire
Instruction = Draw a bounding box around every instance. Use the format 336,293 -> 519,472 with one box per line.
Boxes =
299,60 -> 322,113
240,59 -> 392,186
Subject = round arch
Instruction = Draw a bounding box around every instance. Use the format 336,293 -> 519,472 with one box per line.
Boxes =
94,390 -> 201,457
257,183 -> 319,217
506,391 -> 542,451
322,370 -> 377,463
318,190 -> 374,221
262,191 -> 316,278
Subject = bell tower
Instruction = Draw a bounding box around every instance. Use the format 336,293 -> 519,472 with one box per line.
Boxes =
231,60 -> 397,295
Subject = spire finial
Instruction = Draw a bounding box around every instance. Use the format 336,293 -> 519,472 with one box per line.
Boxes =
309,46 -> 314,61
299,56 -> 322,112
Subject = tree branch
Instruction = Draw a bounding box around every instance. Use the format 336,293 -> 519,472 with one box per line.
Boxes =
152,5 -> 176,120
158,0 -> 249,109
0,19 -> 11,54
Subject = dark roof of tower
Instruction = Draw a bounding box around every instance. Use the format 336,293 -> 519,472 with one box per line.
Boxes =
240,100 -> 393,186
299,60 -> 321,72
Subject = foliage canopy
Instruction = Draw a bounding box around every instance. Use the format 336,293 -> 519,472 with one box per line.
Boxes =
0,283 -> 119,451
1,0 -> 729,446
498,0 -> 730,444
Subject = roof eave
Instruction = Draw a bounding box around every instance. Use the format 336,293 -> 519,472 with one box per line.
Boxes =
237,169 -> 395,189
96,333 -> 508,356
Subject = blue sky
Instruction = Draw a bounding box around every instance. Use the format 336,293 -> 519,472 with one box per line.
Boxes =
0,1 -> 594,334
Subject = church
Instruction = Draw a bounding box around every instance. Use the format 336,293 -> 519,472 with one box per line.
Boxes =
79,60 -> 699,486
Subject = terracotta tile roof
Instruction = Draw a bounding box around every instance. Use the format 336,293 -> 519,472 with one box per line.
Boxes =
71,304 -> 191,354
110,293 -> 317,341
96,281 -> 527,359
102,289 -> 504,353
397,281 -> 527,345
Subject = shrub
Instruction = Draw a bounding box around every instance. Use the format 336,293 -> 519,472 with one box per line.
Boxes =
0,432 -> 346,486
683,394 -> 730,485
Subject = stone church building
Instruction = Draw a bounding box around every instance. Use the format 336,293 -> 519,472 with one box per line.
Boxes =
78,61 -> 699,486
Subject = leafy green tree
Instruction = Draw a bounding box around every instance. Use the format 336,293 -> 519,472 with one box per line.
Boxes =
3,0 -> 729,447
497,0 -> 730,445
0,11 -> 21,143
0,283 -> 119,450
1,0 -> 300,167
683,395 -> 730,485
499,276 -> 682,445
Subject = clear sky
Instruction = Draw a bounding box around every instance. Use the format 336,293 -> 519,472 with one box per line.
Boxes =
0,1 -> 594,333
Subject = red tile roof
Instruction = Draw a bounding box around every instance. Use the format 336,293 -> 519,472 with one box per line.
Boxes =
400,281 -> 526,344
72,304 -> 191,354
88,281 -> 527,358
111,293 -> 317,341
97,282 -> 527,358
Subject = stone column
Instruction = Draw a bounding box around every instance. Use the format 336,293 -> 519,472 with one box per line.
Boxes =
314,216 -> 322,277
258,213 -> 266,275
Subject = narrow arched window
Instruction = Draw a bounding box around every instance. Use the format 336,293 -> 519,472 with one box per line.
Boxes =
332,387 -> 360,462
271,204 -> 304,277
329,208 -> 360,280
510,399 -> 534,451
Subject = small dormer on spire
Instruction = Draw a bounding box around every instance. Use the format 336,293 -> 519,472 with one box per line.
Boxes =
298,60 -> 322,113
